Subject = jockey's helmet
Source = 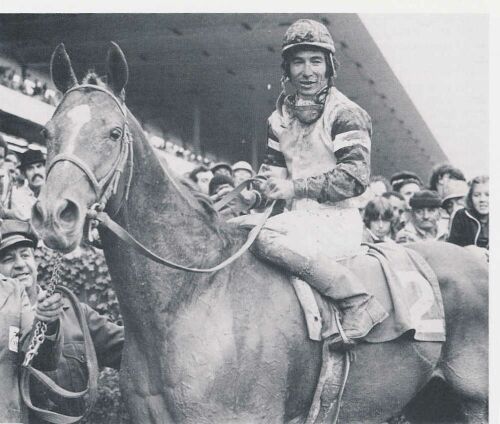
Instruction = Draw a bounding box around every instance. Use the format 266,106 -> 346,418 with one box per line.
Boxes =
282,19 -> 336,57
280,19 -> 338,87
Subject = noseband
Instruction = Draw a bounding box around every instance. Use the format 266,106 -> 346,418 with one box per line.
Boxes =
46,84 -> 134,215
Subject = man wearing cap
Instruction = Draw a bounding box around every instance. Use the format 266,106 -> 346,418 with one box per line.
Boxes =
390,171 -> 423,209
2,149 -> 46,221
395,190 -> 446,243
19,149 -> 46,198
232,161 -> 254,186
243,19 -> 388,350
0,219 -> 64,423
0,219 -> 124,423
210,162 -> 233,178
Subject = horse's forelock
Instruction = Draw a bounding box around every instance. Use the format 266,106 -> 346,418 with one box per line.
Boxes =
82,70 -> 107,88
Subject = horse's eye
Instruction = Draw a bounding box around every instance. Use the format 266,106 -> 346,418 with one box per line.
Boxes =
110,128 -> 122,141
40,128 -> 50,140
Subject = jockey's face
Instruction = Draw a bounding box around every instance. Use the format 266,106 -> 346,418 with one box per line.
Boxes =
289,49 -> 328,98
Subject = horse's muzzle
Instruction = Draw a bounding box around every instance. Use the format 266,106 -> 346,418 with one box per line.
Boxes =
32,198 -> 83,253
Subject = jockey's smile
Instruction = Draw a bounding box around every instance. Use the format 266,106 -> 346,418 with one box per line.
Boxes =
289,50 -> 328,98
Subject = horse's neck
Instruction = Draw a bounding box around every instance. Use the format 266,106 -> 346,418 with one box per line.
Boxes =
101,116 -> 226,322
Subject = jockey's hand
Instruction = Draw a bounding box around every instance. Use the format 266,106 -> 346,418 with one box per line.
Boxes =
266,178 -> 295,200
35,291 -> 63,324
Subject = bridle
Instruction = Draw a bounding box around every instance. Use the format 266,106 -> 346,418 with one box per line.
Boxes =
46,84 -> 134,216
45,84 -> 274,273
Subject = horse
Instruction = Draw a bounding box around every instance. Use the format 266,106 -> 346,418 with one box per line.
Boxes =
31,42 -> 488,423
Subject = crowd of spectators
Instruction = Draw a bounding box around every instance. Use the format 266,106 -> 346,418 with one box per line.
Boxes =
0,66 -> 60,106
362,163 -> 489,261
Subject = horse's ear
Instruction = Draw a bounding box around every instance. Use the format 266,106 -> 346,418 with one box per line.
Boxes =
50,43 -> 78,93
106,42 -> 129,97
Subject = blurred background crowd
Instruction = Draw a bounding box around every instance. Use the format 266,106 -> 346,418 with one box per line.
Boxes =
0,66 -> 61,106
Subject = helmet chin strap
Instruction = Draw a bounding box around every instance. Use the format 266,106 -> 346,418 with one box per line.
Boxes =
277,79 -> 330,124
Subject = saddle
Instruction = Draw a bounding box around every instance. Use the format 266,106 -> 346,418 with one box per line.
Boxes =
296,243 -> 446,424
295,243 -> 446,344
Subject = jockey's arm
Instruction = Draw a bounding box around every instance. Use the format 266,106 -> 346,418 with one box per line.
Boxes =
293,142 -> 370,203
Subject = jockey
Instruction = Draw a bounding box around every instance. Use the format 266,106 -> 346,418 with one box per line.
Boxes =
247,19 -> 388,350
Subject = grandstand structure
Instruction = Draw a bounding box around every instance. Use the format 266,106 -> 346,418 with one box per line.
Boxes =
0,14 -> 447,179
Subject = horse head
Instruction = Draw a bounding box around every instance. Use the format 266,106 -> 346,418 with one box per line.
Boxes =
32,42 -> 130,252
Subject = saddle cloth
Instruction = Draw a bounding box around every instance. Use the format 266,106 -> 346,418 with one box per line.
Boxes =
296,242 -> 446,343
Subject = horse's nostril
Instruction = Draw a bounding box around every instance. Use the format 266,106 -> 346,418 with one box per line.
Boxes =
58,199 -> 79,225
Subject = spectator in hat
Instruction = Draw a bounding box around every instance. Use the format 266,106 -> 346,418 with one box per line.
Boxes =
448,175 -> 489,255
390,171 -> 423,208
210,162 -> 233,178
188,165 -> 213,195
232,161 -> 255,186
0,219 -> 124,423
395,190 -> 446,243
429,163 -> 466,198
19,149 -> 46,198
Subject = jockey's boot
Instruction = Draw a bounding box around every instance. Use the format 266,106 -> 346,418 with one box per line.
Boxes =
297,257 -> 389,351
251,232 -> 388,351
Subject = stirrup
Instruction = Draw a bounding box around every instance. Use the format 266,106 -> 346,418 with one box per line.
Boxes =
328,310 -> 357,352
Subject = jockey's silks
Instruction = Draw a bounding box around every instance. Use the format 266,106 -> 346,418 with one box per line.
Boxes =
268,86 -> 371,213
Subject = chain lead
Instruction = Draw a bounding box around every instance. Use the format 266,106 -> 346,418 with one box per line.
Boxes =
22,253 -> 63,367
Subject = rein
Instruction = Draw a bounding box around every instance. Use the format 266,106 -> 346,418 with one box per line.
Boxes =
87,180 -> 274,273
47,84 -> 272,273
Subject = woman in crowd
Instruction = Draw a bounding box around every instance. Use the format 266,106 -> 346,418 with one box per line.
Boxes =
362,197 -> 396,243
448,175 -> 489,257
